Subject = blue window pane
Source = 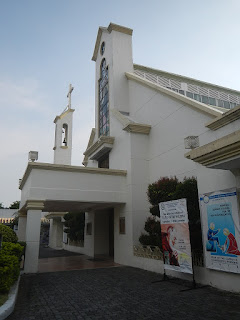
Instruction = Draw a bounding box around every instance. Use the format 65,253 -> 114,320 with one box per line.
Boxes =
218,100 -> 224,108
224,101 -> 230,109
194,94 -> 201,102
186,92 -> 193,99
99,59 -> 109,136
209,97 -> 216,106
202,96 -> 209,104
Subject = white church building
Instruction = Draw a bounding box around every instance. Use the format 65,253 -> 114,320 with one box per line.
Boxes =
18,23 -> 240,292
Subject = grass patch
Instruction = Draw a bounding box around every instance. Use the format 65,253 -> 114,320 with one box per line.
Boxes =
0,293 -> 8,307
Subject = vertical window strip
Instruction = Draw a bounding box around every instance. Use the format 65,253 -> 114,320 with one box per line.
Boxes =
99,59 -> 109,136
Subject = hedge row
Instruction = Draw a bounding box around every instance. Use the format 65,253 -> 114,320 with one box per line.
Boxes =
0,225 -> 24,294
0,224 -> 18,243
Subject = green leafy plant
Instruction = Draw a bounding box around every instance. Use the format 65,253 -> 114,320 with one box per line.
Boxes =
1,242 -> 24,260
139,176 -> 203,252
0,224 -> 18,243
9,201 -> 20,209
64,212 -> 85,242
0,254 -> 19,293
139,216 -> 161,247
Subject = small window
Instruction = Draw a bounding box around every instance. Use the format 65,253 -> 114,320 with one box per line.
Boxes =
209,97 -> 216,106
223,101 -> 230,109
100,42 -> 105,55
202,96 -> 209,104
218,99 -> 224,108
62,124 -> 68,146
186,92 -> 193,99
179,90 -> 185,95
194,93 -> 201,102
119,217 -> 125,234
230,102 -> 237,109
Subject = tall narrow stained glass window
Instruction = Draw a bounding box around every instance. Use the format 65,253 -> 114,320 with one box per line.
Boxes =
99,59 -> 109,136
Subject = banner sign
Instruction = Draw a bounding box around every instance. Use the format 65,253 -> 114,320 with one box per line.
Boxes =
159,198 -> 193,274
200,188 -> 240,274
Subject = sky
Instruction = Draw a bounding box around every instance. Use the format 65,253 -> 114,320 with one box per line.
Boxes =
1,0 -> 240,207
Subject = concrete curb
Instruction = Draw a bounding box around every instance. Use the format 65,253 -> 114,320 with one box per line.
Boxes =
0,277 -> 20,320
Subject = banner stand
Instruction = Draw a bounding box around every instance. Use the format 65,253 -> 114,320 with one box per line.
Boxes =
180,253 -> 208,292
180,252 -> 197,291
151,267 -> 169,283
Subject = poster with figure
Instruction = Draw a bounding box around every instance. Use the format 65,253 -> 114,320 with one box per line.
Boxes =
200,188 -> 240,274
159,198 -> 193,274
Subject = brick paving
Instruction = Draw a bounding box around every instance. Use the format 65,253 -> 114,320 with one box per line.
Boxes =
7,266 -> 240,320
39,246 -> 83,259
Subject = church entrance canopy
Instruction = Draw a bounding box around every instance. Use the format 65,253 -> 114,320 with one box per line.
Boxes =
19,162 -> 127,213
18,162 -> 127,273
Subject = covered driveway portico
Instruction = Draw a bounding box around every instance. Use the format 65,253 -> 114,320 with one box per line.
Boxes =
18,162 -> 127,273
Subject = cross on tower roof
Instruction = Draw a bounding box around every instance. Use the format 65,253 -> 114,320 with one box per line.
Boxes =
67,84 -> 74,109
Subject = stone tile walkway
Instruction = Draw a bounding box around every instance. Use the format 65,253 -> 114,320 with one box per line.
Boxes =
38,246 -> 119,273
7,266 -> 240,320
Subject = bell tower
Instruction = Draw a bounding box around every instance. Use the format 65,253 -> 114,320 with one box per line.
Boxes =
53,84 -> 75,165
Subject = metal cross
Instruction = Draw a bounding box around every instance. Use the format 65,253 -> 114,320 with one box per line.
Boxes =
67,84 -> 74,109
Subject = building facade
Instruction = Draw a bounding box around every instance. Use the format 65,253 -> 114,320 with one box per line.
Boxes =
18,23 -> 240,292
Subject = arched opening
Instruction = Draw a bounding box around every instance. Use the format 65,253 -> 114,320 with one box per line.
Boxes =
62,123 -> 68,146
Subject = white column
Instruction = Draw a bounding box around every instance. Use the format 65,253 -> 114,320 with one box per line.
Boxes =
56,219 -> 63,248
49,218 -> 63,249
17,215 -> 27,241
49,219 -> 54,248
24,209 -> 42,273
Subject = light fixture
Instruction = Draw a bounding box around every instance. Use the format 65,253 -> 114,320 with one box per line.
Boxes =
28,151 -> 38,162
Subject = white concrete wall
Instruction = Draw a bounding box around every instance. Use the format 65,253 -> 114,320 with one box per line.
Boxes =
21,167 -> 127,205
128,255 -> 240,292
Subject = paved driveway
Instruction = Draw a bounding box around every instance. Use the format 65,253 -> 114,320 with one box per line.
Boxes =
7,266 -> 240,320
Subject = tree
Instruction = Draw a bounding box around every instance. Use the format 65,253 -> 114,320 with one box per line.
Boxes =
9,201 -> 20,209
63,212 -> 85,242
0,203 -> 4,209
139,177 -> 203,252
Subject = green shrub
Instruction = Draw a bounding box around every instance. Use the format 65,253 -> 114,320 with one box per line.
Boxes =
140,176 -> 203,252
17,241 -> 26,253
139,217 -> 162,248
0,254 -> 19,293
1,242 -> 24,260
0,225 -> 18,243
